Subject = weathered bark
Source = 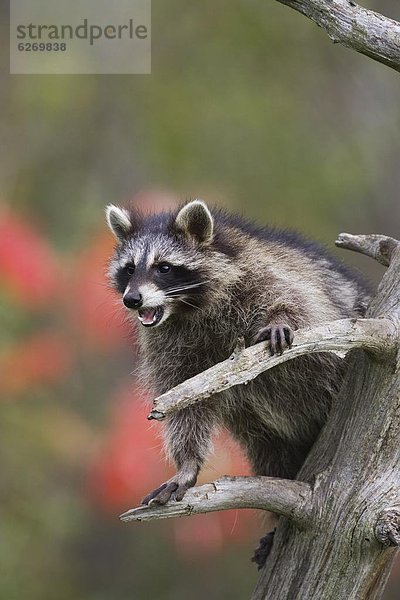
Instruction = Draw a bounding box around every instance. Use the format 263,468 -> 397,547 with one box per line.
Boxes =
274,0 -> 400,73
253,236 -> 400,599
121,234 -> 400,600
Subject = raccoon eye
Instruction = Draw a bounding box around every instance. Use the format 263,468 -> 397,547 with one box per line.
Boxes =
157,263 -> 171,274
126,265 -> 135,275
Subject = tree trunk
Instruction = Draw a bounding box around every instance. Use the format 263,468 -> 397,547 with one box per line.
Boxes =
253,240 -> 400,599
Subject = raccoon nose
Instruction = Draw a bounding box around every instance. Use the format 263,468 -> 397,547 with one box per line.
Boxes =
123,292 -> 143,309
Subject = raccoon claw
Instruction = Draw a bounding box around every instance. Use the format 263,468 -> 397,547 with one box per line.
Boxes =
141,482 -> 178,505
141,481 -> 191,505
255,324 -> 294,356
174,484 -> 191,502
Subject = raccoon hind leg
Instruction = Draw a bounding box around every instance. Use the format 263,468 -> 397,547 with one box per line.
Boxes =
246,435 -> 311,568
252,528 -> 277,570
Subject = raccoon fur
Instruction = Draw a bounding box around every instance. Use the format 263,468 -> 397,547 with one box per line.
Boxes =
106,199 -> 370,560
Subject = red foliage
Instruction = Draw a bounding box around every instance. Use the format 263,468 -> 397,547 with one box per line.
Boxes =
0,208 -> 58,307
87,383 -> 173,511
174,513 -> 225,555
70,232 -> 131,350
0,332 -> 72,396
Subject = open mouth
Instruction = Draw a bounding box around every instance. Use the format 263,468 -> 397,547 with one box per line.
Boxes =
138,306 -> 165,327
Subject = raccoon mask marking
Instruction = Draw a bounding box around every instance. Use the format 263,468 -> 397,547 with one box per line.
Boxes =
106,200 -> 215,328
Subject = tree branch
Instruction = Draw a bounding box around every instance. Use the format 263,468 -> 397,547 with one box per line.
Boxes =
275,0 -> 400,73
120,476 -> 312,525
149,317 -> 396,421
336,233 -> 400,267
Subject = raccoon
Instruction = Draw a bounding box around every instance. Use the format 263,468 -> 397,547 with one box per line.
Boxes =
106,199 -> 369,559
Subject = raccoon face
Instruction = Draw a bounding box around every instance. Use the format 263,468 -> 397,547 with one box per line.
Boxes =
106,200 -> 214,328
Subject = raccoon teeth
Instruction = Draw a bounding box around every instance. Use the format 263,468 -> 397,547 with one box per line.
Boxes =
138,306 -> 164,327
138,309 -> 157,325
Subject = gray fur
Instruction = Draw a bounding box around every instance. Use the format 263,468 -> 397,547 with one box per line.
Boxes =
106,200 -> 370,504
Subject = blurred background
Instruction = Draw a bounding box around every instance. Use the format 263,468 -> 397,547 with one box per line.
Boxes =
1,0 -> 399,598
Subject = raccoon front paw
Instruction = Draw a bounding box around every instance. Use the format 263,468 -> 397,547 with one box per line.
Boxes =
254,323 -> 294,356
141,480 -> 192,506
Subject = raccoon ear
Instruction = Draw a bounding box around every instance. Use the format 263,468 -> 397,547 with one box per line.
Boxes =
174,200 -> 214,244
105,205 -> 133,241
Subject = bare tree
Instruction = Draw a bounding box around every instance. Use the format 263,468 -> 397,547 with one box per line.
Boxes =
121,233 -> 400,599
120,4 -> 400,598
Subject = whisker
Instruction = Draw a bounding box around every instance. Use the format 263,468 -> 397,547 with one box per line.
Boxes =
166,287 -> 198,295
178,298 -> 201,311
170,281 -> 209,291
165,280 -> 210,296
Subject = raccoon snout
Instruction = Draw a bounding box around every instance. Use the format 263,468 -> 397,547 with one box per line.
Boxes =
123,291 -> 143,309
